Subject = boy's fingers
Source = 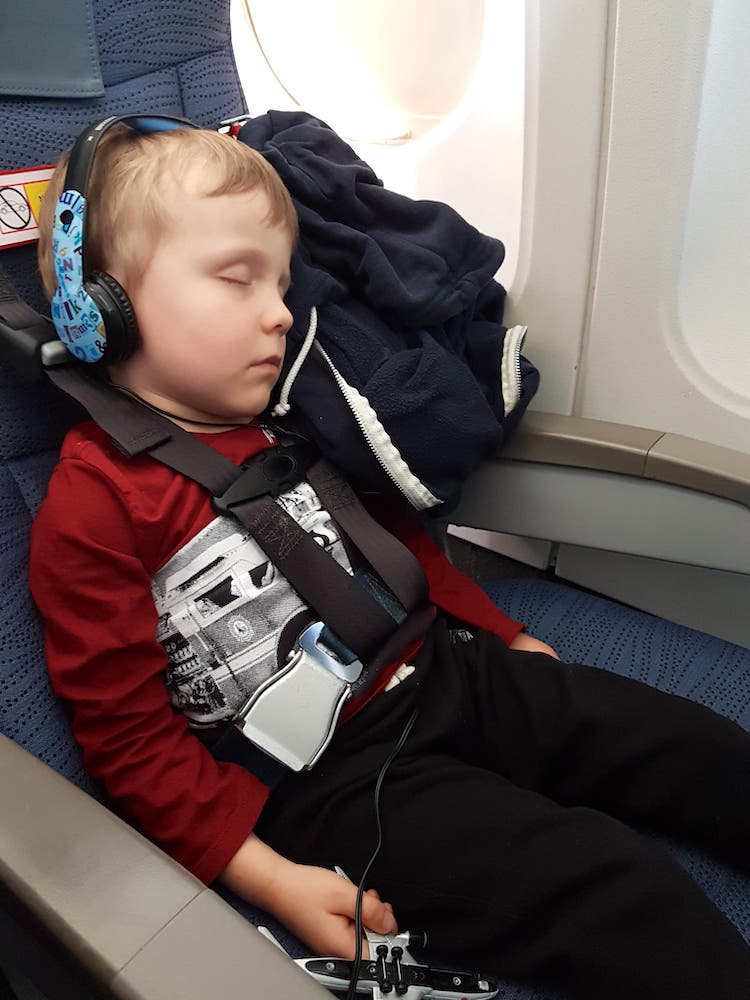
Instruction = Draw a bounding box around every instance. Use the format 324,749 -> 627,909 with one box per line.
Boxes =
365,888 -> 396,916
360,890 -> 398,935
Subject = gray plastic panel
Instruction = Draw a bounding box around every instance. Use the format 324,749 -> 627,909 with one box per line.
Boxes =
0,737 -> 324,998
555,545 -> 750,649
0,736 -> 201,985
645,432 -> 750,508
113,892 -> 329,999
0,736 -> 330,1000
502,411 -> 662,476
450,460 -> 750,574
503,412 -> 750,508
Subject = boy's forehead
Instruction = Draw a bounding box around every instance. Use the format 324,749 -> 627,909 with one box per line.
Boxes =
170,183 -> 273,231
163,184 -> 293,262
161,161 -> 250,212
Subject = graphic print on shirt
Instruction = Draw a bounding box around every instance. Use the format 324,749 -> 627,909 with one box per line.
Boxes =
152,482 -> 353,727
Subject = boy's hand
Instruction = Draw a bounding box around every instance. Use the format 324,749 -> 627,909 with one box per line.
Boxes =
509,632 -> 560,659
222,835 -> 397,958
269,864 -> 398,959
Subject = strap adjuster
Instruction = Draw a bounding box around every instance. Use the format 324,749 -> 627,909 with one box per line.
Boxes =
212,442 -> 314,513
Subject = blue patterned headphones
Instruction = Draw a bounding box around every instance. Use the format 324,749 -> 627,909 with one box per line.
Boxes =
51,114 -> 199,364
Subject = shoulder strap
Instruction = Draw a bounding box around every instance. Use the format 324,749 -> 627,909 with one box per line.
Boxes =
307,460 -> 427,614
46,366 -> 428,661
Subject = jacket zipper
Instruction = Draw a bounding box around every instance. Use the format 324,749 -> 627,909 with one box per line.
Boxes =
501,325 -> 527,416
314,343 -> 441,511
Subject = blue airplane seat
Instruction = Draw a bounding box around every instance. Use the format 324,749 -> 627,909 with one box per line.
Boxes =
0,1 -> 748,996
0,0 -> 249,789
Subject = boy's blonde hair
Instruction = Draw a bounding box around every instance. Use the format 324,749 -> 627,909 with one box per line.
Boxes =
37,126 -> 298,300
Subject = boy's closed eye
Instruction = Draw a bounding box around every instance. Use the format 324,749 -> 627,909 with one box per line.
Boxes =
219,273 -> 252,286
216,261 -> 255,284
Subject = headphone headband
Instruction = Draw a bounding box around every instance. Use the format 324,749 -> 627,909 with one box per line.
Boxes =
52,113 -> 200,364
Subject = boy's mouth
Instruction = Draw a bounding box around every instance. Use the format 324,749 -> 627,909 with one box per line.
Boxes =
252,356 -> 282,370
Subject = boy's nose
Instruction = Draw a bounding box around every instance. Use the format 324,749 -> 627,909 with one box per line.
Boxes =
263,297 -> 294,335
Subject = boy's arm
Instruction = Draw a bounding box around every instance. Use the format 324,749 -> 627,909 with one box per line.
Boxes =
367,497 -> 559,657
29,455 -> 270,885
222,834 -> 398,958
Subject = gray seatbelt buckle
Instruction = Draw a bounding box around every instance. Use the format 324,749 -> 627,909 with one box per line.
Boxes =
232,622 -> 363,772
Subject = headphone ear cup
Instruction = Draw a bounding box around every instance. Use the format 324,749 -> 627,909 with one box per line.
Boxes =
85,271 -> 139,364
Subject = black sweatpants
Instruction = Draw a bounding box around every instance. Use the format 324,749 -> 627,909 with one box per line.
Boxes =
256,618 -> 750,999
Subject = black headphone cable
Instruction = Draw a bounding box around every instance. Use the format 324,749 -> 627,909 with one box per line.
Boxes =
346,705 -> 419,1000
110,383 -> 258,428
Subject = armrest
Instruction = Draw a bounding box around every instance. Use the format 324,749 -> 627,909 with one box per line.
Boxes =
501,411 -> 750,509
0,734 -> 327,999
449,412 -> 750,576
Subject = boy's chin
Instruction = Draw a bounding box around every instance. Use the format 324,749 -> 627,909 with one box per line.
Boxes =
210,392 -> 273,423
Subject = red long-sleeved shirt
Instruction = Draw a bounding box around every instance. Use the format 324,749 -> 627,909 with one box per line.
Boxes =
30,421 -> 523,883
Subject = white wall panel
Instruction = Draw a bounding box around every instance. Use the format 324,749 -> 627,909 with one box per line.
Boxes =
503,0 -> 608,414
578,0 -> 750,450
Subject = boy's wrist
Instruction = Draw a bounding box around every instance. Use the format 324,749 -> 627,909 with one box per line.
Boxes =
219,832 -> 296,910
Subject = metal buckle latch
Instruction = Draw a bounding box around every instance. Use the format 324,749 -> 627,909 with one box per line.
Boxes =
232,622 -> 364,771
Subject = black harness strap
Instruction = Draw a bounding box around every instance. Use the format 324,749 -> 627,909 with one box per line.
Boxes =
307,461 -> 428,614
46,367 -> 242,491
226,492 -> 400,658
0,261 -> 59,382
46,366 -> 429,661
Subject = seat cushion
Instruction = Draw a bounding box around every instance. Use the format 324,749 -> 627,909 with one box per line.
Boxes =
0,459 -> 95,793
482,578 -> 750,729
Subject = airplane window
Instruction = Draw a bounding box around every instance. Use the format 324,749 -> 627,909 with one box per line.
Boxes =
678,0 -> 750,407
233,0 -> 485,143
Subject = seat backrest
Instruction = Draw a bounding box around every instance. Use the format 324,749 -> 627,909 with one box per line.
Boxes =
0,0 -> 246,789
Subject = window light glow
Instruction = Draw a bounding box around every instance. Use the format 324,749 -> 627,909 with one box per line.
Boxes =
235,0 -> 484,143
